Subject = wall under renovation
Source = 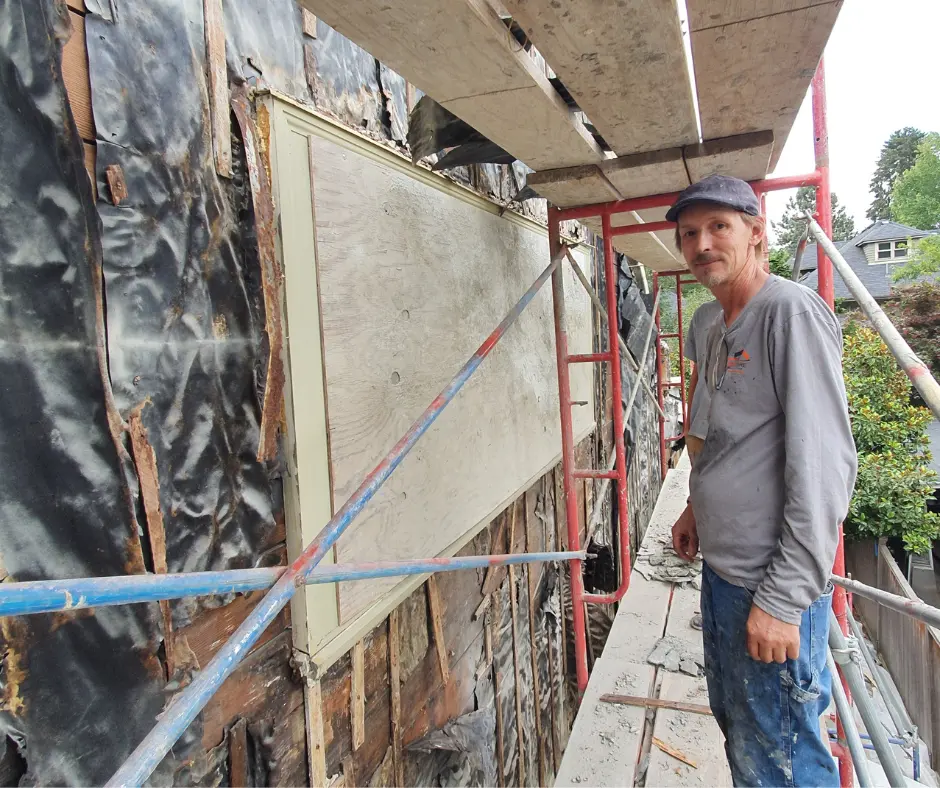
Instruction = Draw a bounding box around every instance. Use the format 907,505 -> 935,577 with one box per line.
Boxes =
0,0 -> 663,785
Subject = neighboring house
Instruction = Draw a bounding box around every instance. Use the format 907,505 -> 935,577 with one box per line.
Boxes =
797,220 -> 939,301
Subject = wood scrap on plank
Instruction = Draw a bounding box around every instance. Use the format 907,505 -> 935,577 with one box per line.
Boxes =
599,693 -> 713,716
653,737 -> 698,768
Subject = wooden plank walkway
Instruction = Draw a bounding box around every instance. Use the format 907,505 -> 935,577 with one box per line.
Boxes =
556,459 -> 733,786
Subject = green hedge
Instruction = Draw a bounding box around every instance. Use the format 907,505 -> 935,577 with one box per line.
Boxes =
842,324 -> 939,554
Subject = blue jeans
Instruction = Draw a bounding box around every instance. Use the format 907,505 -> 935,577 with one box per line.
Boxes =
700,563 -> 838,787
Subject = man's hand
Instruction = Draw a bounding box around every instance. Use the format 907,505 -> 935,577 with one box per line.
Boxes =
671,504 -> 698,562
746,605 -> 800,663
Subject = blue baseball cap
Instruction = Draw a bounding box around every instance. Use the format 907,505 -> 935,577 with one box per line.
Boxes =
665,174 -> 760,223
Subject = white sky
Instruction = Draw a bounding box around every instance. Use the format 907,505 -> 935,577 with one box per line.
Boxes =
764,0 -> 940,242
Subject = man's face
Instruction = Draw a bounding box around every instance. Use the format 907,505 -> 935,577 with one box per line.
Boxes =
676,203 -> 763,288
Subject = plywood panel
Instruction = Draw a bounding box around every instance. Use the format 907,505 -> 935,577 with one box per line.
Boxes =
62,10 -> 95,142
689,1 -> 842,169
502,0 -> 697,155
302,132 -> 594,624
301,0 -> 603,169
688,0 -> 834,31
684,130 -> 775,182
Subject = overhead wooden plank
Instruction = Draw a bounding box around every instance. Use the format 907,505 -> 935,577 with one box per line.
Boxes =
526,165 -> 621,207
684,130 -> 774,183
296,119 -> 594,624
601,148 -> 690,200
688,0 -> 835,32
62,10 -> 95,142
300,0 -> 603,169
502,0 -> 697,155
583,210 -> 684,272
689,1 -> 842,169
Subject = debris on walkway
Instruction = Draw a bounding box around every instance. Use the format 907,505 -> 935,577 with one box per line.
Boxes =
647,636 -> 704,677
633,531 -> 703,585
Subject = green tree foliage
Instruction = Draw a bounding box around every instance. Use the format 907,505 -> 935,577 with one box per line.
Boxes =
842,324 -> 939,554
893,234 -> 940,283
887,282 -> 940,379
891,132 -> 940,231
772,187 -> 855,253
868,127 -> 926,222
768,248 -> 792,279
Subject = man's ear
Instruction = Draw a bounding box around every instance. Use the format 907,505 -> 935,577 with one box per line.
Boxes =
749,216 -> 766,247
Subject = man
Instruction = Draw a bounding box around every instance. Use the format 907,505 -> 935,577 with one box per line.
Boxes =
683,298 -> 722,462
667,174 -> 857,787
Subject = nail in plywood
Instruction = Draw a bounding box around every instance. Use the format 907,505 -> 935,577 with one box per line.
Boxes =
350,640 -> 365,751
388,610 -> 404,787
684,130 -> 775,183
689,1 -> 842,169
527,165 -> 622,207
426,575 -> 450,685
62,10 -> 95,142
299,0 -> 603,169
203,0 -> 232,177
500,0 -> 698,155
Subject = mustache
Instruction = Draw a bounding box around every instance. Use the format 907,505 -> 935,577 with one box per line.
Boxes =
694,254 -> 722,265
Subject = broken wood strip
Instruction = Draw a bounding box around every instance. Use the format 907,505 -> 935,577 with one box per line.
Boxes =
62,10 -> 95,142
652,736 -> 698,768
388,610 -> 404,787
405,82 -> 416,113
486,614 -> 506,787
231,91 -> 286,463
600,693 -> 713,716
525,563 -> 547,787
506,501 -> 526,785
203,0 -> 231,177
481,512 -> 510,596
228,718 -> 249,788
127,402 -> 176,677
306,678 -> 329,787
340,754 -> 355,788
351,639 -> 366,751
105,163 -> 128,205
301,7 -> 318,37
82,141 -> 97,200
426,575 -> 450,685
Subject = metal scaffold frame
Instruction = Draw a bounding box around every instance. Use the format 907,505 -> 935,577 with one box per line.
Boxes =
1,58 -> 937,788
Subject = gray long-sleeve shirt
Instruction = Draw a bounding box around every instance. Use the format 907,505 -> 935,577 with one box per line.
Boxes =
689,275 -> 858,624
684,299 -> 723,440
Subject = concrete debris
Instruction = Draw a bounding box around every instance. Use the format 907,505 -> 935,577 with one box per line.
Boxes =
647,636 -> 704,677
634,532 -> 703,585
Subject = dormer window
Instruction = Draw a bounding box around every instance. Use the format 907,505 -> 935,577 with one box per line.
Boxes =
876,240 -> 908,260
